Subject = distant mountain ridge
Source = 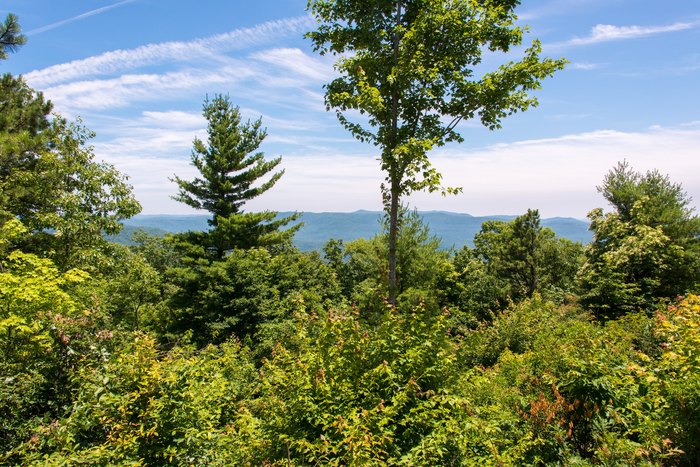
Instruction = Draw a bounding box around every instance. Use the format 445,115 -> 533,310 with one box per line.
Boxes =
113,211 -> 592,251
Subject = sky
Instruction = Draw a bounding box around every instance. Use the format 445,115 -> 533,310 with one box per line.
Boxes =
2,0 -> 700,219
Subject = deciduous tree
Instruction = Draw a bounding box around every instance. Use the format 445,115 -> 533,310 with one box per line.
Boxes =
0,75 -> 141,269
307,0 -> 566,303
578,162 -> 700,318
454,209 -> 583,317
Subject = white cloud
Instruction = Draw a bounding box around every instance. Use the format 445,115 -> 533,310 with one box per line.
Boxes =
102,155 -> 199,213
41,65 -> 253,111
556,21 -> 700,48
25,12 -> 698,219
37,45 -> 335,116
240,108 -> 331,132
407,126 -> 700,217
24,15 -> 315,88
89,112 -> 207,159
94,128 -> 204,160
265,134 -> 356,146
139,110 -> 205,129
100,123 -> 700,217
251,48 -> 336,81
569,62 -> 601,70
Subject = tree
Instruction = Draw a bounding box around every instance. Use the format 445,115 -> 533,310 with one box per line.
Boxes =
172,95 -> 298,256
454,209 -> 583,316
474,209 -> 549,301
307,0 -> 566,303
0,75 -> 141,269
323,208 -> 450,315
578,162 -> 700,318
0,219 -> 108,455
163,247 -> 339,348
0,74 -> 52,136
15,118 -> 141,269
0,14 -> 25,61
0,74 -> 53,223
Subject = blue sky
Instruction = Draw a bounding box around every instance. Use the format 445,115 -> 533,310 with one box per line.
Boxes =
2,0 -> 699,218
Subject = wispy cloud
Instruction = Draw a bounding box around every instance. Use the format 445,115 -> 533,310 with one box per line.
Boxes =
251,48 -> 336,81
26,0 -> 138,36
239,107 -> 332,133
42,65 -> 255,110
25,15 -> 315,88
39,46 -> 333,115
569,62 -> 601,70
89,111 -> 206,159
139,110 -> 205,129
94,129 -> 203,160
552,21 -> 700,49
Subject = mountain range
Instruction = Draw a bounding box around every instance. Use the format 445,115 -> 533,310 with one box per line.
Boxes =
111,211 -> 592,251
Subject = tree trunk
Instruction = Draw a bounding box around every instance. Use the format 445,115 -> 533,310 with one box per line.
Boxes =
387,0 -> 402,306
388,181 -> 400,305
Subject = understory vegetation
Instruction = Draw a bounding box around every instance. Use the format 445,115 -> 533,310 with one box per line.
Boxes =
2,6 -> 700,466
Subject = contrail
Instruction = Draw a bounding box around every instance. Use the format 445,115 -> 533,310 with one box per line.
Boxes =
26,0 -> 138,36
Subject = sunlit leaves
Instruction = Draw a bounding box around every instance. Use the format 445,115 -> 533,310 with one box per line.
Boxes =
307,0 -> 566,201
579,163 -> 700,318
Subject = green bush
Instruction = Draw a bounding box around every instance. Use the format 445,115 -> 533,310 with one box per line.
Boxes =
19,333 -> 257,465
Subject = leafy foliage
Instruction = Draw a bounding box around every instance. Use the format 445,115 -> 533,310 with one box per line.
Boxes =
579,162 -> 700,318
0,220 -> 109,458
307,0 -> 566,301
654,295 -> 700,464
20,334 -> 257,465
450,209 -> 584,321
1,74 -> 141,269
237,302 -> 472,465
324,209 -> 451,317
461,296 -> 685,465
2,10 -> 699,465
0,74 -> 54,224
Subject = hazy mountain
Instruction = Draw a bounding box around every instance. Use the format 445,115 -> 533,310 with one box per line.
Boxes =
112,211 -> 591,251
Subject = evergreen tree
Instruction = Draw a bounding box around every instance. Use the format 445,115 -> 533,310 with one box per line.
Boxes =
0,14 -> 25,61
0,74 -> 54,223
172,95 -> 298,256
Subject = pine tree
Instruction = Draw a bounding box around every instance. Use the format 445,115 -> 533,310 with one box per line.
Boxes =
172,95 -> 298,256
1,74 -> 54,223
0,14 -> 26,61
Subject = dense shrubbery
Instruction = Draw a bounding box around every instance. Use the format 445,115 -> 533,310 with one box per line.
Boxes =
7,291 -> 700,464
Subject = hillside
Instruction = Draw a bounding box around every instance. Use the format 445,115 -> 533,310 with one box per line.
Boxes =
112,211 -> 592,250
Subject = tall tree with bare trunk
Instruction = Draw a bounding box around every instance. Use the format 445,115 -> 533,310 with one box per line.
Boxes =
307,0 -> 566,304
